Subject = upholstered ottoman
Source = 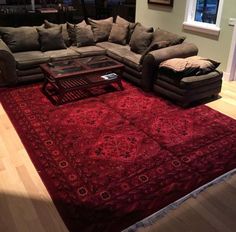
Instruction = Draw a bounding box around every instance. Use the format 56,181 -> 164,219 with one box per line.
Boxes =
153,56 -> 223,107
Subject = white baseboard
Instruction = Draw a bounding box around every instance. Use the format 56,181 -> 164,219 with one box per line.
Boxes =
223,71 -> 230,81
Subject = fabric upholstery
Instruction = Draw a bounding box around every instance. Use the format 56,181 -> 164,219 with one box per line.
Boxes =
44,20 -> 70,46
154,68 -> 223,106
180,70 -> 223,88
122,51 -> 142,71
67,20 -> 87,45
140,41 -> 170,64
37,27 -> 66,52
157,70 -> 223,89
96,41 -> 141,71
0,39 -> 17,86
115,15 -> 130,26
88,17 -> 113,42
0,26 -> 40,52
16,67 -> 42,77
159,56 -> 220,76
96,41 -> 130,51
152,29 -> 186,47
148,42 -> 199,66
153,83 -> 222,105
108,23 -> 129,45
13,51 -> 50,69
75,25 -> 95,47
43,48 -> 80,61
115,15 -> 136,43
69,46 -> 106,57
129,24 -> 153,54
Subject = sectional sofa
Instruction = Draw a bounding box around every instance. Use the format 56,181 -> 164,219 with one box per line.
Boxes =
0,16 -> 198,91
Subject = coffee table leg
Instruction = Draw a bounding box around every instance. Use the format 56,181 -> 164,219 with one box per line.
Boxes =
42,77 -> 49,92
117,79 -> 124,90
57,91 -> 65,105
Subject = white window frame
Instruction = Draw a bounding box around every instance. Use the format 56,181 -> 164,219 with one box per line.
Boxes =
183,0 -> 224,36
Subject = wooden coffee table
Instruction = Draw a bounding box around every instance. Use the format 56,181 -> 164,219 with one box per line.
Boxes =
40,55 -> 124,105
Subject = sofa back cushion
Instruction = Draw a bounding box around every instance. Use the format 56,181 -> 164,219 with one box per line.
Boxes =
88,17 -> 113,42
75,25 -> 95,47
115,15 -> 136,44
37,26 -> 66,52
129,23 -> 153,54
108,23 -> 129,45
67,20 -> 87,45
44,20 -> 71,46
139,29 -> 186,64
0,26 -> 40,52
152,29 -> 186,47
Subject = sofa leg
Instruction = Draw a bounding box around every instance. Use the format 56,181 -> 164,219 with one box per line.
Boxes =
212,93 -> 219,99
181,102 -> 190,108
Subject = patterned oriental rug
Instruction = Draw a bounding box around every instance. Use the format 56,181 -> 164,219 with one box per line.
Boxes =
1,81 -> 236,232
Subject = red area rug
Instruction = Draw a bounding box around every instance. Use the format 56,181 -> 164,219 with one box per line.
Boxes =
1,81 -> 236,232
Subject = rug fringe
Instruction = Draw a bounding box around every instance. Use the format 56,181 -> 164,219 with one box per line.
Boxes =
123,168 -> 236,232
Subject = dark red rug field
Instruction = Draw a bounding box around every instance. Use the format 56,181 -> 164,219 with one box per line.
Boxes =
1,81 -> 236,232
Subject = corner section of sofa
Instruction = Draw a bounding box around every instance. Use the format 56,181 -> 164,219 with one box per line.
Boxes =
0,39 -> 17,86
141,42 -> 199,91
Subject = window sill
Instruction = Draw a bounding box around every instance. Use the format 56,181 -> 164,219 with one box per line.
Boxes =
183,21 -> 220,36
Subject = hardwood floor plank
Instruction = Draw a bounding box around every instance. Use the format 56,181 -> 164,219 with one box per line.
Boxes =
16,165 -> 68,232
0,179 -> 18,232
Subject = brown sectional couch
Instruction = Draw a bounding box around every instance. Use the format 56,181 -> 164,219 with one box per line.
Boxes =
0,17 -> 198,91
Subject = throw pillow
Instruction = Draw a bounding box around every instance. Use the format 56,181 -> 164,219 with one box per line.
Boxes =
152,28 -> 186,47
115,15 -> 136,43
108,23 -> 129,45
37,26 -> 66,52
129,24 -> 153,54
44,20 -> 70,46
139,41 -> 170,64
67,20 -> 87,45
139,29 -> 186,64
159,56 -> 220,76
88,17 -> 113,42
0,26 -> 40,52
75,25 -> 95,47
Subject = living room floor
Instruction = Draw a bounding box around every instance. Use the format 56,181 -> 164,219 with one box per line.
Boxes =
0,80 -> 236,232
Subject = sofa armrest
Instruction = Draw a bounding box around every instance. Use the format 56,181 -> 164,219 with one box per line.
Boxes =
149,42 -> 198,65
141,42 -> 198,91
0,39 -> 17,86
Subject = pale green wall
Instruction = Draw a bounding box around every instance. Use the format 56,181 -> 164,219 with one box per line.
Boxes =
135,0 -> 236,71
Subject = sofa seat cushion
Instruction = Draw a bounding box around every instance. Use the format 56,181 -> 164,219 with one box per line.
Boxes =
43,48 -> 80,61
157,70 -> 223,89
13,51 -> 50,69
97,42 -> 142,71
70,46 -> 106,57
97,41 -> 129,62
122,51 -> 142,71
97,41 -> 129,51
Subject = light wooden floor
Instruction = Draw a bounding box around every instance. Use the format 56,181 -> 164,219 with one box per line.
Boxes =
0,81 -> 235,232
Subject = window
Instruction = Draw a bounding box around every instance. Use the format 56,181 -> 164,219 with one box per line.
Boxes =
183,0 -> 224,36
